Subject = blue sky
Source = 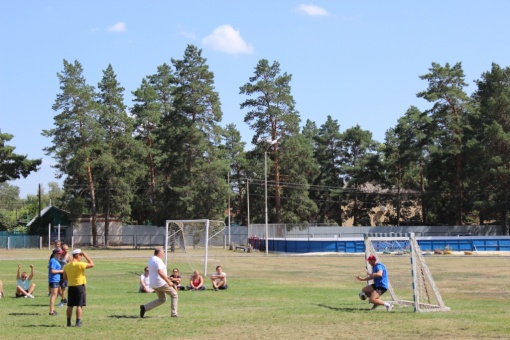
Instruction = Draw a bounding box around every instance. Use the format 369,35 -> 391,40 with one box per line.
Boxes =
2,1 -> 510,197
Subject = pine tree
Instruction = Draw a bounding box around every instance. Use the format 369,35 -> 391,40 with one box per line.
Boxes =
240,59 -> 301,223
96,64 -> 139,242
417,62 -> 471,225
311,116 -> 344,224
471,63 -> 510,234
43,59 -> 102,246
0,131 -> 41,183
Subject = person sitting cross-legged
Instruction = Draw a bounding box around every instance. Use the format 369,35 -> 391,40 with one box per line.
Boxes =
16,264 -> 36,298
169,268 -> 185,291
0,279 -> 5,298
210,266 -> 228,291
187,270 -> 205,291
139,267 -> 154,293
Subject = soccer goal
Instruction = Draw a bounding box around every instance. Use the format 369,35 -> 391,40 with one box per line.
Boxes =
164,219 -> 226,276
364,233 -> 450,312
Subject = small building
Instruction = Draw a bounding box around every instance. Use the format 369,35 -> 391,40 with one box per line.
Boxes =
26,205 -> 72,242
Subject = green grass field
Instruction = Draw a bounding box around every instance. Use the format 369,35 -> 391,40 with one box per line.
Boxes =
0,248 -> 509,339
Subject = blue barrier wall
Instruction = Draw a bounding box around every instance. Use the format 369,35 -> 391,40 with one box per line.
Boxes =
258,236 -> 510,253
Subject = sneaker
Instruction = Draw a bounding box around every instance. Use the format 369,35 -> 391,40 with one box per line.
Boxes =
57,301 -> 65,307
140,305 -> 146,318
385,304 -> 393,312
27,294 -> 35,299
49,311 -> 58,316
75,321 -> 83,327
171,314 -> 179,318
62,299 -> 68,304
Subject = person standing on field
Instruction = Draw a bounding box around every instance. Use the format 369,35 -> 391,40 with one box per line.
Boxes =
57,243 -> 72,307
356,254 -> 392,312
48,249 -> 64,315
140,248 -> 179,318
63,249 -> 94,327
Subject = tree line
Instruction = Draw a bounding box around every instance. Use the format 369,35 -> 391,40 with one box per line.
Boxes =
2,44 -> 510,240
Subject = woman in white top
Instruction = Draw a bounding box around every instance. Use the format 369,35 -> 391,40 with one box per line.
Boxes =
139,267 -> 154,293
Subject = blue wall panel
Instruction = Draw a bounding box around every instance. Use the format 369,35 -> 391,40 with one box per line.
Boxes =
268,237 -> 510,253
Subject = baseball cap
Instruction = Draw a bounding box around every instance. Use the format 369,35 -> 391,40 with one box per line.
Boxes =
71,248 -> 82,255
366,255 -> 377,262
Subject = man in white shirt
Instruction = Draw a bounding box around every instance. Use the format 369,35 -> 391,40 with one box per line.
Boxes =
211,265 -> 228,291
140,248 -> 178,318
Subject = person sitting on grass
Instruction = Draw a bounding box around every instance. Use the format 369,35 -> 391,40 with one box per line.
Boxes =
16,264 -> 35,298
210,265 -> 228,291
169,268 -> 184,290
0,279 -> 5,298
139,267 -> 154,293
187,270 -> 205,291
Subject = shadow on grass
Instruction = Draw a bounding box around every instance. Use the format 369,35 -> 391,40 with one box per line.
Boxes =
316,303 -> 370,312
9,312 -> 41,316
22,325 -> 63,328
108,315 -> 140,319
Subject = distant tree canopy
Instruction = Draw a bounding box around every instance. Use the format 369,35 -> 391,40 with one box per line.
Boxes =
4,47 -> 510,235
0,132 -> 41,183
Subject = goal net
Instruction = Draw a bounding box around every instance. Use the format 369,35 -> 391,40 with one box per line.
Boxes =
364,233 -> 450,312
165,219 -> 226,276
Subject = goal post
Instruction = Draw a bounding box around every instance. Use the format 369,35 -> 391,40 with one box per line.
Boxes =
364,233 -> 450,312
165,219 -> 226,276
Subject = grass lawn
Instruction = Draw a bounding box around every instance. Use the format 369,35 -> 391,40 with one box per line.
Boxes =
0,248 -> 509,339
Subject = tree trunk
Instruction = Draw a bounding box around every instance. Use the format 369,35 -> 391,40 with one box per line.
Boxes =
420,168 -> 427,225
456,154 -> 463,225
86,163 -> 97,247
274,152 -> 281,224
147,135 -> 156,198
104,181 -> 111,247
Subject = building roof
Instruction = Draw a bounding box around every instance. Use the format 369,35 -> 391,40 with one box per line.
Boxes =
26,205 -> 71,227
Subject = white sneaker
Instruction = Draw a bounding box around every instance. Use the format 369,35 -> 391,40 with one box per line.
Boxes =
27,294 -> 35,299
385,304 -> 393,312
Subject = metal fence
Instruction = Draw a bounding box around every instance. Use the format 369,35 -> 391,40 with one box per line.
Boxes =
0,235 -> 42,249
1,224 -> 504,249
247,224 -> 503,239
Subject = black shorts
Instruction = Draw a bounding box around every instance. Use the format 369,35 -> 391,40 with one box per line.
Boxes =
48,282 -> 59,289
371,284 -> 387,295
67,285 -> 86,307
59,279 -> 68,289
